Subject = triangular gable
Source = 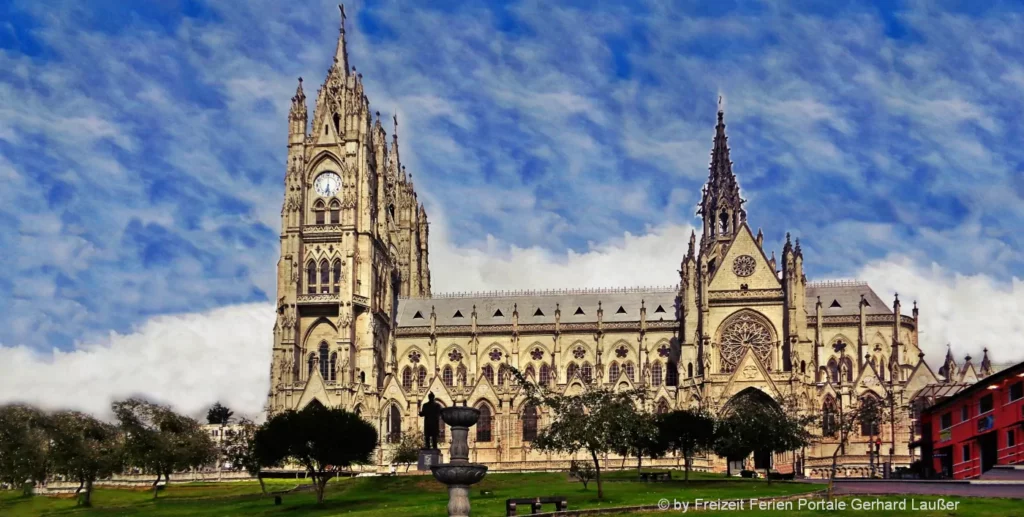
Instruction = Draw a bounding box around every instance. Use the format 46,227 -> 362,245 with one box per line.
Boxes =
708,223 -> 782,290
959,363 -> 978,384
423,375 -> 454,404
614,374 -> 636,392
295,370 -> 332,411
854,361 -> 885,398
652,385 -> 675,407
904,358 -> 940,399
717,348 -> 781,406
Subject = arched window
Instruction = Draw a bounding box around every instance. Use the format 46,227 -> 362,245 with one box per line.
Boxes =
314,200 -> 326,225
566,362 -> 578,381
307,352 -> 316,378
332,260 -> 342,293
828,358 -> 840,384
878,356 -> 886,381
525,364 -> 536,380
667,361 -> 678,385
387,404 -> 402,443
719,209 -> 729,234
522,404 -> 538,442
822,397 -> 838,437
656,399 -> 671,414
319,260 -> 330,293
581,362 -> 593,383
456,364 -> 467,386
539,363 -> 551,385
686,362 -> 693,379
651,362 -> 663,386
402,367 -> 413,390
360,371 -> 365,384
319,343 -> 330,379
482,364 -> 494,385
306,261 -> 317,294
329,352 -> 337,382
608,362 -> 620,383
624,362 -> 635,383
443,365 -> 453,387
800,360 -> 807,375
417,366 -> 427,387
333,113 -> 341,134
841,357 -> 854,382
476,403 -> 492,442
329,200 -> 340,224
497,365 -> 505,387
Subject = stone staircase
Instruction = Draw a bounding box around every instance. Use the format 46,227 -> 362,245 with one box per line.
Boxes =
979,465 -> 1024,481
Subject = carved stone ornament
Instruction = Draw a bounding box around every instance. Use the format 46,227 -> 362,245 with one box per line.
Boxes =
488,349 -> 502,361
732,255 -> 756,277
615,345 -> 629,358
448,349 -> 464,362
530,347 -> 544,361
719,313 -> 773,372
572,347 -> 586,359
658,344 -> 670,358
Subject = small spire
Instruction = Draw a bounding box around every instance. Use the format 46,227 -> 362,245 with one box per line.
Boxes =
334,5 -> 350,73
794,238 -> 802,256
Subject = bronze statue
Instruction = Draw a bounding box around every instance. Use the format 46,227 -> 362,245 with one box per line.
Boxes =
420,392 -> 442,449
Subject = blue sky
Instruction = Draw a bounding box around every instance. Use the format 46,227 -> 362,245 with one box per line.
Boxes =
1,0 -> 1023,416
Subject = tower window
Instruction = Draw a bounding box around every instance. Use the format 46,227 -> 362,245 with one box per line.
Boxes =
720,209 -> 729,234
330,200 -> 340,224
320,260 -> 330,293
306,261 -> 317,294
319,343 -> 329,380
333,113 -> 341,135
315,209 -> 325,225
332,260 -> 342,293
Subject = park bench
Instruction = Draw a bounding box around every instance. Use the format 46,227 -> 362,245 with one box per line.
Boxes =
638,471 -> 672,482
506,496 -> 568,515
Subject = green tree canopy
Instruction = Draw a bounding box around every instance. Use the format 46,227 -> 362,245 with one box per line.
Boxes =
254,404 -> 377,504
658,408 -> 717,481
112,398 -> 217,498
47,411 -> 125,507
222,418 -> 266,494
0,404 -> 51,494
206,402 -> 234,425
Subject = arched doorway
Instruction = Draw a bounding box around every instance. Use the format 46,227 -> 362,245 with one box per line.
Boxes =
721,388 -> 784,473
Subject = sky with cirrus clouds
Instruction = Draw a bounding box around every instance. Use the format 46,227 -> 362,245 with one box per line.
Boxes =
1,0 -> 1023,419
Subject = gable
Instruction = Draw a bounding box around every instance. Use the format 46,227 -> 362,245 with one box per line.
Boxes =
959,364 -> 979,384
708,223 -> 781,291
904,359 -> 940,398
717,348 -> 780,405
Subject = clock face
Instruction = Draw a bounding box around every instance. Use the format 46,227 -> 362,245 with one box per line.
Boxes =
313,172 -> 341,197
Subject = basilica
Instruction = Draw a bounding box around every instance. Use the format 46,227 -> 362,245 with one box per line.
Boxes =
266,9 -> 990,475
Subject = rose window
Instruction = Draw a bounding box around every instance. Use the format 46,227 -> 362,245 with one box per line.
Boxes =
658,345 -> 670,358
489,349 -> 503,361
572,347 -> 586,359
732,255 -> 756,277
719,313 -> 773,372
448,349 -> 463,362
530,348 -> 544,361
408,351 -> 421,363
615,345 -> 628,358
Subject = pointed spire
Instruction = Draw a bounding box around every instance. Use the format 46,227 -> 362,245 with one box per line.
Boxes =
334,4 -> 350,73
687,230 -> 696,258
697,103 -> 744,223
755,228 -> 764,248
980,348 -> 993,376
794,238 -> 802,256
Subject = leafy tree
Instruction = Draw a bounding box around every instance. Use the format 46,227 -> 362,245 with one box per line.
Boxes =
610,410 -> 663,474
112,398 -> 217,499
206,403 -> 234,425
568,459 -> 596,489
388,431 -> 422,472
254,404 -> 377,504
222,418 -> 265,495
0,405 -> 51,495
713,390 -> 815,483
509,365 -> 641,500
658,409 -> 716,481
857,395 -> 884,477
47,411 -> 124,507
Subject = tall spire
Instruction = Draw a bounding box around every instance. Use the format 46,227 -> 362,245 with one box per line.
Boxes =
334,4 -> 349,74
698,102 -> 745,242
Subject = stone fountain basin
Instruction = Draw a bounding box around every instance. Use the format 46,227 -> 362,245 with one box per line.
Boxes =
440,406 -> 480,427
431,463 -> 488,486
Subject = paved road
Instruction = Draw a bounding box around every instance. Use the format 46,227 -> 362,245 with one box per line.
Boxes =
814,480 -> 1024,499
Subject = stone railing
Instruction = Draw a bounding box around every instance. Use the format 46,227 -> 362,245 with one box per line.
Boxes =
297,293 -> 340,304
404,285 -> 679,300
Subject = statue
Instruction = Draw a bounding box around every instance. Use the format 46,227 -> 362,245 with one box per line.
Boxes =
420,392 -> 442,449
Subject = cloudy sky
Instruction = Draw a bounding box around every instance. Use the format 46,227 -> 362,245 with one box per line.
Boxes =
1,0 -> 1022,419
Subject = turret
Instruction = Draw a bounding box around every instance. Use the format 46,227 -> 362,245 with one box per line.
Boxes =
892,293 -> 902,364
980,348 -> 993,377
289,78 -> 307,143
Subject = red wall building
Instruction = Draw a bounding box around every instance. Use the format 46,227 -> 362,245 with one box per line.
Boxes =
919,360 -> 1024,479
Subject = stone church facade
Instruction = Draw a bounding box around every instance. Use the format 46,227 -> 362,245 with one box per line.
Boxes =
267,11 -> 978,475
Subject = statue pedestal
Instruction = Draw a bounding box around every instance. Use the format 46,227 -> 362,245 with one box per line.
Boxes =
418,449 -> 442,471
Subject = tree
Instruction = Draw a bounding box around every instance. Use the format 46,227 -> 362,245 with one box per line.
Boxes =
388,431 -> 422,472
254,404 -> 377,504
658,409 -> 716,481
47,411 -> 124,507
858,395 -> 884,478
222,418 -> 265,495
206,403 -> 234,425
822,397 -> 872,499
0,405 -> 51,495
713,390 -> 815,483
568,459 -> 596,489
112,398 -> 217,499
510,366 -> 641,500
610,410 -> 663,474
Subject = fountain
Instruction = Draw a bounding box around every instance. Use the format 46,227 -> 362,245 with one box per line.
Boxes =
431,406 -> 488,516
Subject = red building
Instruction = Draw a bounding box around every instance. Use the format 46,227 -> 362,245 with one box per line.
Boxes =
919,360 -> 1024,479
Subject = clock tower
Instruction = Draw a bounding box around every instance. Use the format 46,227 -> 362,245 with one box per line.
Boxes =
267,6 -> 431,415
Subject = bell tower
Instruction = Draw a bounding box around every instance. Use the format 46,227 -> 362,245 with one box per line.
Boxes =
697,102 -> 746,264
268,5 -> 431,415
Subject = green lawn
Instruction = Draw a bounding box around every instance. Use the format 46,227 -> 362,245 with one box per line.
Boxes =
0,471 -> 1015,516
0,470 -> 811,516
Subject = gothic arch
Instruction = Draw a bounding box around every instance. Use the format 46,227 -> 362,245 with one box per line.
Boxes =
440,344 -> 468,364
714,309 -> 778,372
525,342 -> 551,361
301,317 -> 338,347
828,333 -> 855,351
563,340 -> 593,362
306,151 -> 345,182
482,342 -> 510,362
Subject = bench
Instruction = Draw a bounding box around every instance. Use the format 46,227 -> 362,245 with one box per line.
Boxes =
639,471 -> 672,482
506,496 -> 568,515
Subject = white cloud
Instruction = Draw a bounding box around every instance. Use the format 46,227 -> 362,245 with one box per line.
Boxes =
4,224 -> 1019,420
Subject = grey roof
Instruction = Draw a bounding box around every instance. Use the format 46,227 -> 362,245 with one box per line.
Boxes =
805,281 -> 892,317
397,287 -> 679,328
